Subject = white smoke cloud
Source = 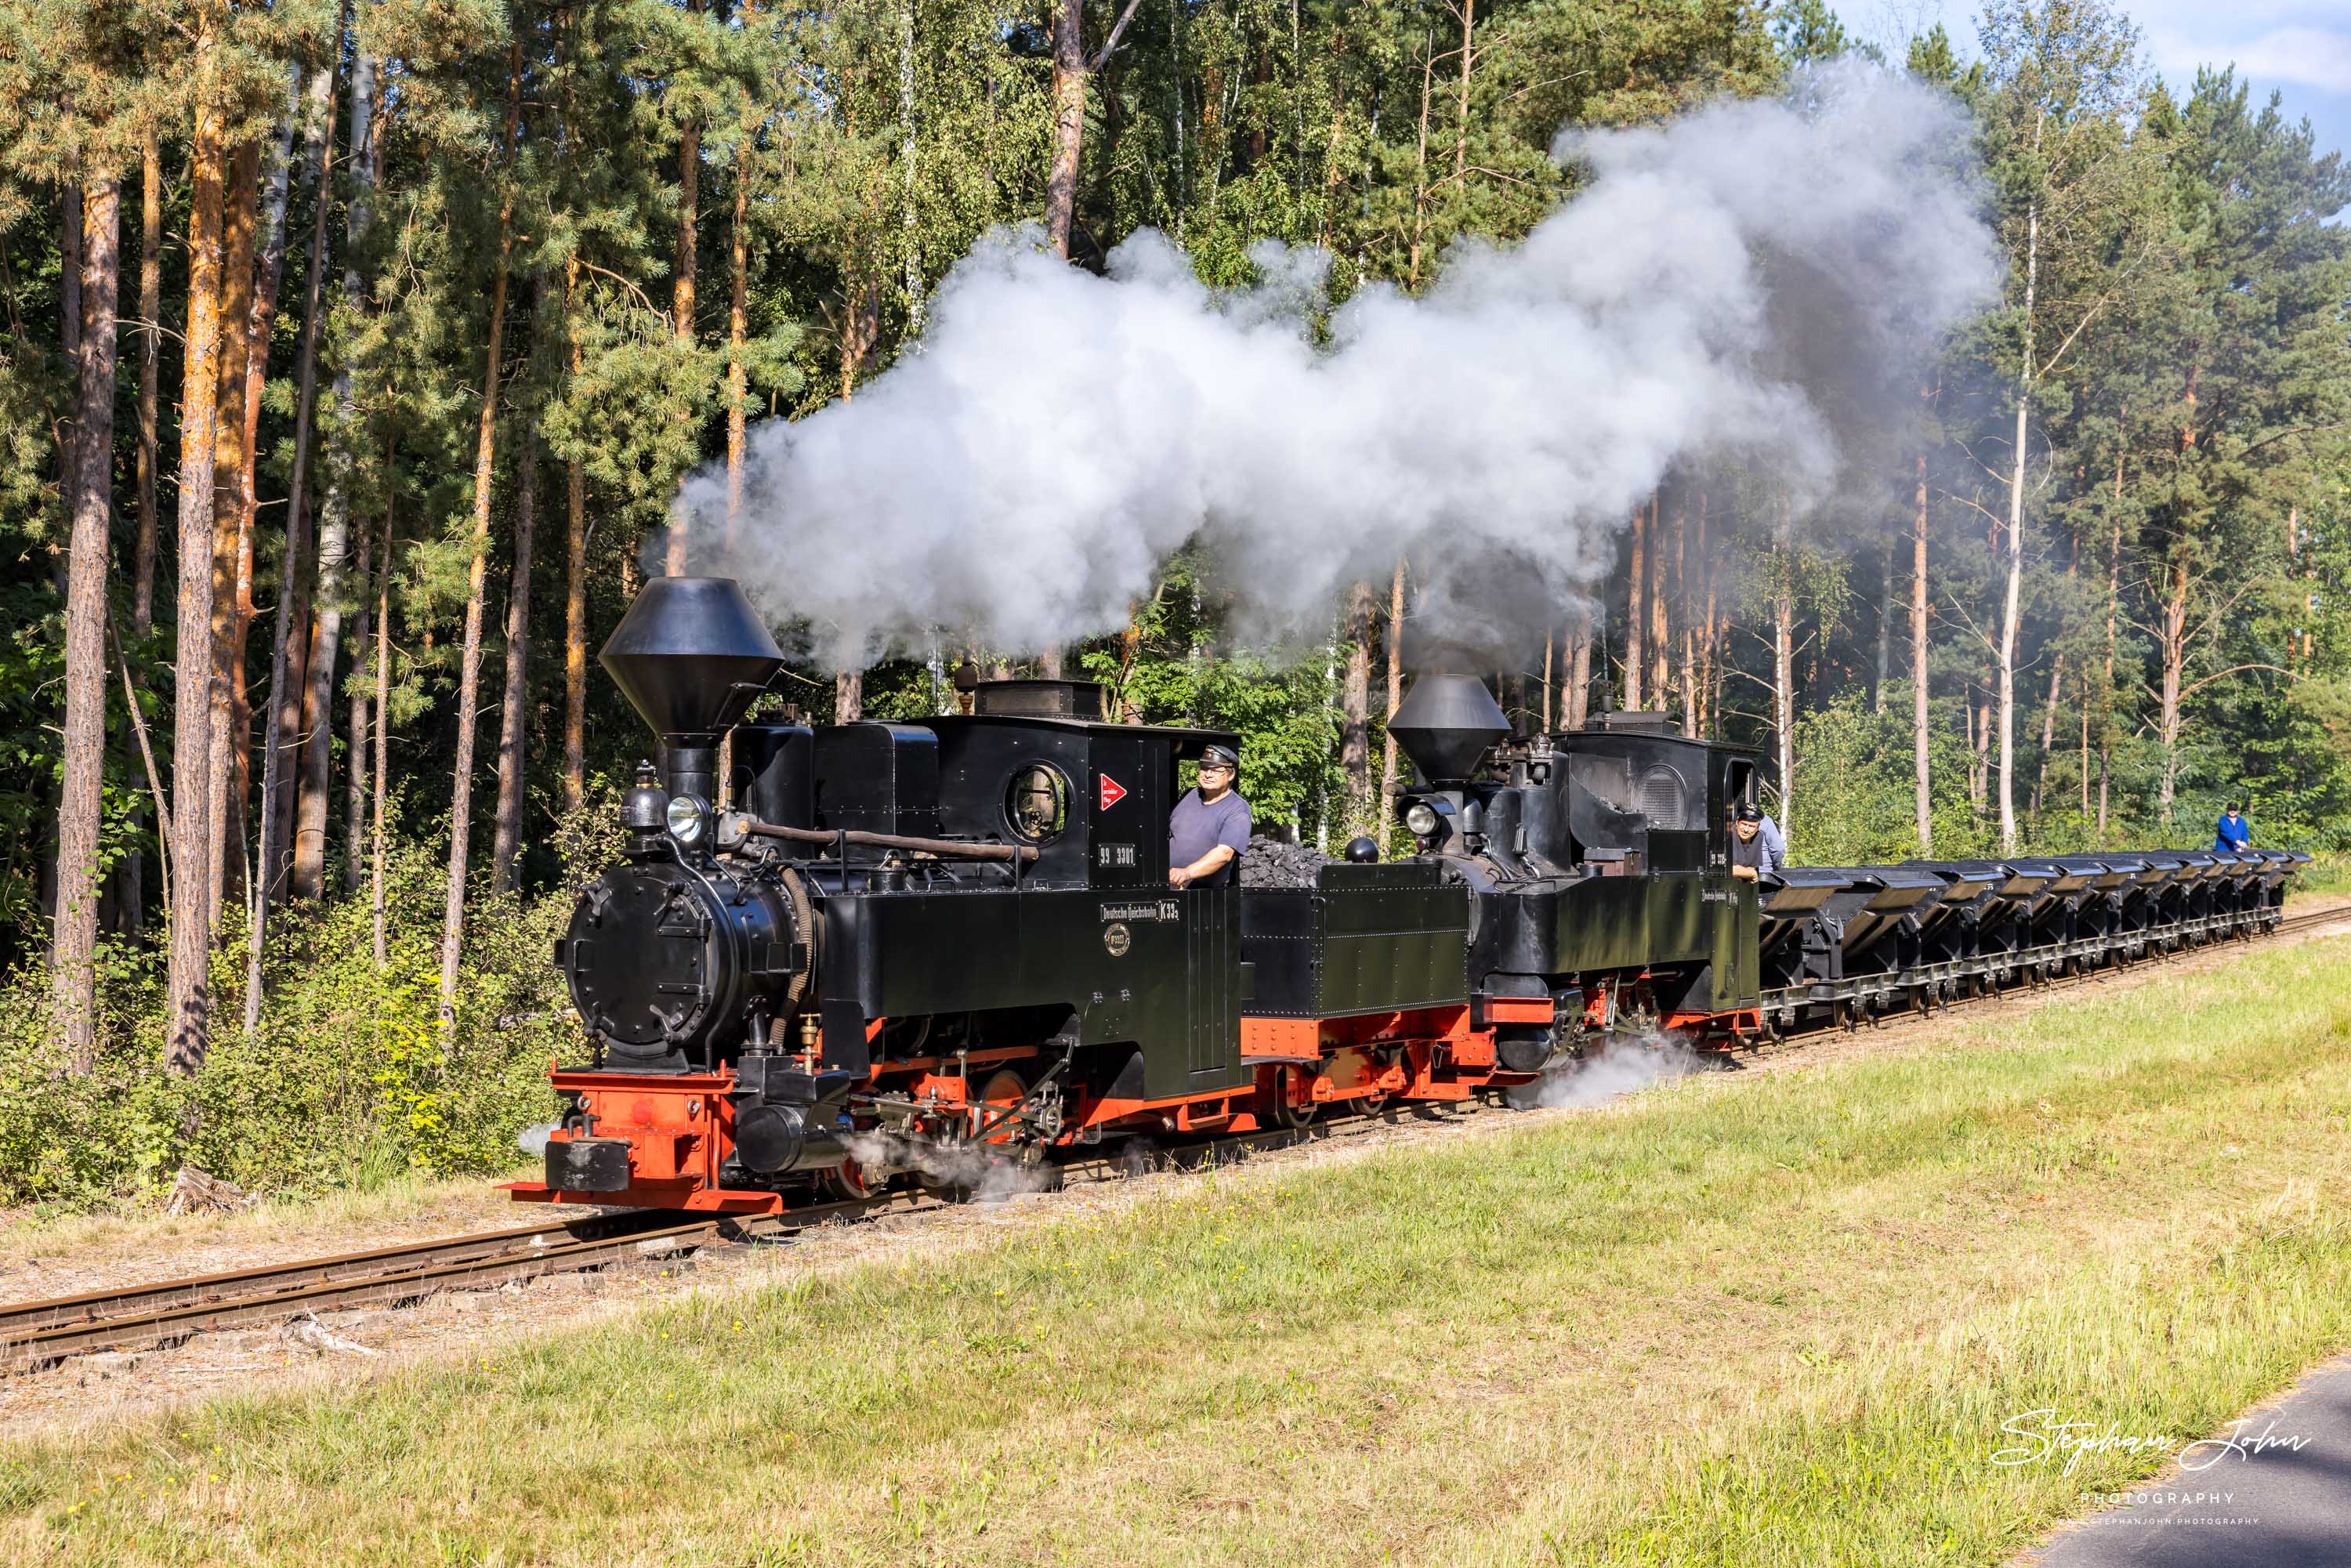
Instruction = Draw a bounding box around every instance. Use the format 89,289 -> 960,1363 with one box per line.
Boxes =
671,64 -> 1998,668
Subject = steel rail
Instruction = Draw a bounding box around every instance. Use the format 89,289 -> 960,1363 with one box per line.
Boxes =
0,1197 -> 921,1374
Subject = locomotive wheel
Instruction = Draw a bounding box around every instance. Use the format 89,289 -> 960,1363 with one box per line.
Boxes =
821,1155 -> 878,1202
1272,1065 -> 1319,1132
970,1067 -> 1031,1145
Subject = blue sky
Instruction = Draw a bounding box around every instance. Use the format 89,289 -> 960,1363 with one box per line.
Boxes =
1890,2 -> 2351,165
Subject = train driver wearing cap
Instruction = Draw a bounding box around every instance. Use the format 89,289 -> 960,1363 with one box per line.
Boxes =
1729,802 -> 1785,881
1169,744 -> 1252,889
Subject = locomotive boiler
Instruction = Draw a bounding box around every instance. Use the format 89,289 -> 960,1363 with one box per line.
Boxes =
512,576 -> 2303,1215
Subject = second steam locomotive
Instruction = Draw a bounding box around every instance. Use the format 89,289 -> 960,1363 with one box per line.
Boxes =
509,577 -> 2306,1214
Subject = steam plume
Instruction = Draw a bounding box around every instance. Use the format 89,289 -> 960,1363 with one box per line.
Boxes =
672,66 -> 1998,668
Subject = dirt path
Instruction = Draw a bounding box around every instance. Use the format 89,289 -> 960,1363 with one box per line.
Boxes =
5,894 -> 2346,1442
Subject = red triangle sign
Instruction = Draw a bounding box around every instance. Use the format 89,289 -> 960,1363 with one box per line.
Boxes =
1098,773 -> 1128,811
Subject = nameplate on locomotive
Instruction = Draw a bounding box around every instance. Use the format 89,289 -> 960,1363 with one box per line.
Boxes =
1096,842 -> 1138,867
1099,900 -> 1181,923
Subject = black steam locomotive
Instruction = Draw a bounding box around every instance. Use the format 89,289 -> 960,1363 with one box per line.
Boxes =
510,578 -> 2306,1214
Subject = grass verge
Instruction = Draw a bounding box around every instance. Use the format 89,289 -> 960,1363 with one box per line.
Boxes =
5,935 -> 2350,1567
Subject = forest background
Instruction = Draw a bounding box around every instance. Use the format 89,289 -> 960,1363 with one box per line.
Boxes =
0,0 -> 2346,1207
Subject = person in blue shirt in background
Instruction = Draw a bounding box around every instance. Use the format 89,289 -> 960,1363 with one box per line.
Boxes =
2215,802 -> 2251,853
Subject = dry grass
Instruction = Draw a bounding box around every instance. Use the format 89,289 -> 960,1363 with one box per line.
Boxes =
2,936 -> 2349,1566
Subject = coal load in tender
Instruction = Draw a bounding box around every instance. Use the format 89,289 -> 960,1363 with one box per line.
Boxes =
1240,836 -> 1331,889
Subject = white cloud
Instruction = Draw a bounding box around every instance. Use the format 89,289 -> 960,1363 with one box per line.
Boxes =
1919,1 -> 2351,159
2229,27 -> 2351,94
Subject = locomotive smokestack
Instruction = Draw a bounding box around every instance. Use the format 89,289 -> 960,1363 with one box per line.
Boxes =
1389,674 -> 1511,785
600,576 -> 786,801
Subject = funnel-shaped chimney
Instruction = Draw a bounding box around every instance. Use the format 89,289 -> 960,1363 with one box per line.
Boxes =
1389,674 -> 1510,784
600,577 -> 785,744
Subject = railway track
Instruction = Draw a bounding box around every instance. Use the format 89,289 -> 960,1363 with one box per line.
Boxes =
0,1199 -> 926,1374
7,900 -> 2344,1378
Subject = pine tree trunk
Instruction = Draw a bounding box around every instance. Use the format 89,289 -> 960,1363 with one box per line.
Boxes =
438,44 -> 524,1027
2157,559 -> 2186,824
1339,580 -> 1373,837
1647,491 -> 1671,711
208,142 -> 259,939
1996,200 -> 2038,856
1406,33 -> 1435,288
1874,541 -> 1892,712
1045,0 -> 1087,259
1679,495 -> 1702,738
2100,451 -> 2121,843
1911,453 -> 1933,855
1541,631 -> 1553,732
896,0 -> 923,331
665,3 -> 701,578
2030,655 -> 2063,820
1625,499 -> 1646,710
255,52 -> 339,930
229,87 -> 303,1033
1699,581 -> 1718,737
119,133 -> 165,938
343,502 -> 373,898
491,415 -> 538,891
371,508 -> 392,968
292,43 -> 379,900
166,22 -> 231,1077
1773,497 -> 1795,838
563,259 -> 587,815
726,137 -> 749,550
1376,559 -> 1405,827
1567,601 -> 1592,730
41,187 -> 81,938
53,181 -> 121,1070
2078,694 -> 2090,817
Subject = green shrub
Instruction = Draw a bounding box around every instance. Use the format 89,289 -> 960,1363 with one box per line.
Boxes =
0,794 -> 618,1210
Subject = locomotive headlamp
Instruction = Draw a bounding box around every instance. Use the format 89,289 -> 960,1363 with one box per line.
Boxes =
1404,801 -> 1440,838
666,793 -> 710,846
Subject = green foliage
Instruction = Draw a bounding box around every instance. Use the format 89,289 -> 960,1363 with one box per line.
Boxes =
1080,552 -> 1344,838
0,794 -> 614,1206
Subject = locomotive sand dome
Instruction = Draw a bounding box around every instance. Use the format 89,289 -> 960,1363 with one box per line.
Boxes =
512,576 -> 2308,1214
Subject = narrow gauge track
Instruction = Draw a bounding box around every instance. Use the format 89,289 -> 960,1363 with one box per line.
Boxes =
0,1202 -> 919,1374
8,900 -> 2345,1378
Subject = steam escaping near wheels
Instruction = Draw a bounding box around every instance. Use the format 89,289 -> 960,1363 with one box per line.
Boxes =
843,1130 -> 1059,1205
1507,1034 -> 1704,1111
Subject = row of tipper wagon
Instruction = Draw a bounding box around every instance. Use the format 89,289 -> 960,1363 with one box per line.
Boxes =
1754,848 -> 2312,1031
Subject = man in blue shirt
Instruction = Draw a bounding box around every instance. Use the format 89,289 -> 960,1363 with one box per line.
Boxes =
2215,802 -> 2251,853
1169,744 -> 1252,888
